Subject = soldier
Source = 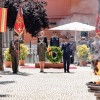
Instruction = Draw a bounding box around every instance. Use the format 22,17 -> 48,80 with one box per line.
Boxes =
91,34 -> 100,68
9,33 -> 20,74
69,36 -> 76,64
37,36 -> 47,72
78,37 -> 89,47
50,32 -> 59,47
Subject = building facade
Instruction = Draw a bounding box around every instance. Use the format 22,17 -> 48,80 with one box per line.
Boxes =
24,0 -> 98,44
1,0 -> 98,47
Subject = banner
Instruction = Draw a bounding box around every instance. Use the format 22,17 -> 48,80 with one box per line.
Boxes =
0,8 -> 7,32
96,15 -> 100,33
14,8 -> 25,35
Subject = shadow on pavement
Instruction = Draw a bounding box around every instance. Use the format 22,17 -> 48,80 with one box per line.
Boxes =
42,72 -> 75,74
0,71 -> 31,76
0,81 -> 15,85
0,94 -> 10,97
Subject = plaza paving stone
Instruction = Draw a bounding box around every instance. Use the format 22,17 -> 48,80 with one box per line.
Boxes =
0,64 -> 96,100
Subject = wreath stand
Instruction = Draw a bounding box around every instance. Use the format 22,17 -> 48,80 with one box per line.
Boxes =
35,62 -> 63,68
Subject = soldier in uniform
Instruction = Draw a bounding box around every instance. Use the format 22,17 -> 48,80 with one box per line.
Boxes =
69,36 -> 76,64
9,33 -> 20,74
50,32 -> 59,47
91,34 -> 100,68
37,36 -> 47,72
37,30 -> 48,47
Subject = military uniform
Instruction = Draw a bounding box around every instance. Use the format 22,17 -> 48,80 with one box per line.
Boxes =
37,42 -> 47,61
91,36 -> 100,60
90,36 -> 100,68
50,36 -> 59,47
9,40 -> 20,73
37,36 -> 48,47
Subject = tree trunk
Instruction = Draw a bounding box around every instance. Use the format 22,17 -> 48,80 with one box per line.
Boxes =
0,32 -> 4,70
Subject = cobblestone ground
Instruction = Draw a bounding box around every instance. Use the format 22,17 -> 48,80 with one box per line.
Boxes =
0,64 -> 96,100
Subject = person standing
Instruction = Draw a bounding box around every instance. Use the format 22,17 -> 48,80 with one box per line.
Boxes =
37,36 -> 47,72
37,30 -> 48,47
69,36 -> 76,64
9,33 -> 20,74
61,37 -> 72,73
50,32 -> 59,47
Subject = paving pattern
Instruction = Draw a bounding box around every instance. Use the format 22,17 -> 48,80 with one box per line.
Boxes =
0,65 -> 96,100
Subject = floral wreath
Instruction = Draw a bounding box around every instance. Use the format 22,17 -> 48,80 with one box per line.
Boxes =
46,46 -> 63,63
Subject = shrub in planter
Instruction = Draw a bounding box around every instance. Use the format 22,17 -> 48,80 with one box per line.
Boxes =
4,48 -> 12,61
19,44 -> 29,60
4,48 -> 12,67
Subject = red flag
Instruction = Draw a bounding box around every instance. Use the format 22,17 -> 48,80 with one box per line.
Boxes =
95,15 -> 100,33
14,8 -> 25,35
0,8 -> 7,32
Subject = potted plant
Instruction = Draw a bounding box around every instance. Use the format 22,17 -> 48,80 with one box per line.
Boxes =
77,44 -> 91,66
4,48 -> 12,68
19,44 -> 29,66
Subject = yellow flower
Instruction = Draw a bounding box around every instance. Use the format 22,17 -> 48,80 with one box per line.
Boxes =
77,44 -> 91,60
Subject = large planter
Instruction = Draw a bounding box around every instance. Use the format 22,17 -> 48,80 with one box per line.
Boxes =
19,60 -> 25,66
35,62 -> 63,68
79,60 -> 87,66
5,61 -> 12,68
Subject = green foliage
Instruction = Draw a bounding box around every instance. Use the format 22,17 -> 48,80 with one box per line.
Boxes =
4,48 -> 11,61
77,44 -> 91,61
46,46 -> 63,63
4,44 -> 29,61
19,44 -> 29,60
4,0 -> 49,37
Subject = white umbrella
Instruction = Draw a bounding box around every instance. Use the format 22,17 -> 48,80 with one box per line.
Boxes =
49,22 -> 95,42
49,22 -> 95,31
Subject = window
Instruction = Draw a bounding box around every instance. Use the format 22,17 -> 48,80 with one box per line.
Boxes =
80,23 -> 88,38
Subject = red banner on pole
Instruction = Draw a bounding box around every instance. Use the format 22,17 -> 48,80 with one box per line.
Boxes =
14,8 -> 25,35
0,8 -> 7,32
96,15 -> 100,33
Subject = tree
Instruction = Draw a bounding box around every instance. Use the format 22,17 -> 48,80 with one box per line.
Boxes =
4,0 -> 49,37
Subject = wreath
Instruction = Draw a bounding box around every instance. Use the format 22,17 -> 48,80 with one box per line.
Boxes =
46,46 -> 63,63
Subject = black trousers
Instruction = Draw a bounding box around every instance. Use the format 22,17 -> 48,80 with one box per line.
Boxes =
63,58 -> 70,72
11,55 -> 19,73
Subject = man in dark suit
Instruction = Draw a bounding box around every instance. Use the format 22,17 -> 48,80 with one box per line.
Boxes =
37,30 -> 48,47
9,33 -> 20,74
50,32 -> 59,47
61,37 -> 72,73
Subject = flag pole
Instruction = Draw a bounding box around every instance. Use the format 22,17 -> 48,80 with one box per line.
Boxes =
14,6 -> 25,69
